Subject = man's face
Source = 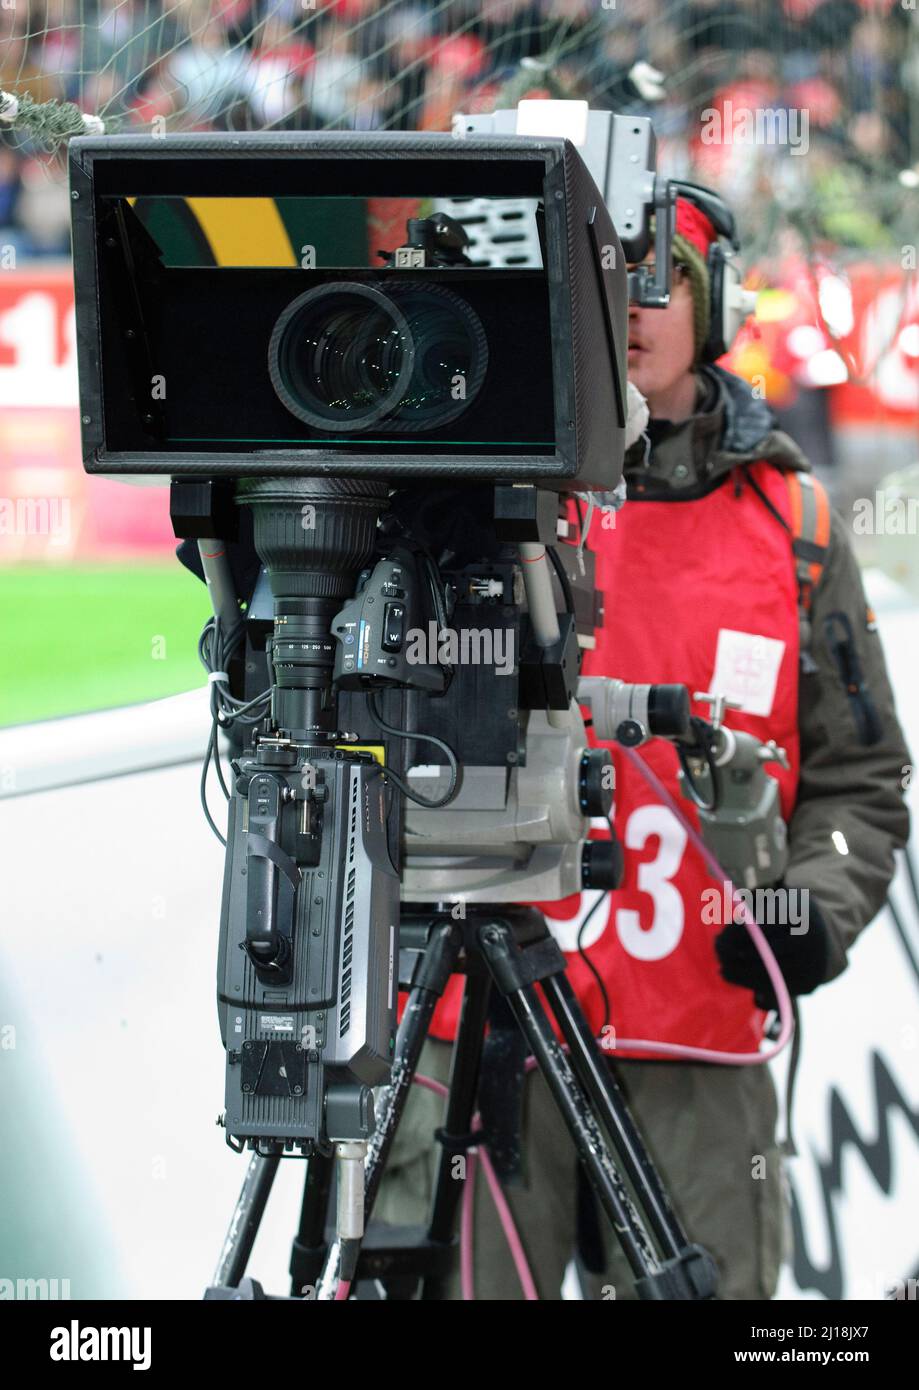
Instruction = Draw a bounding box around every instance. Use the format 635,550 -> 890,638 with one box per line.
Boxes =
626,258 -> 698,401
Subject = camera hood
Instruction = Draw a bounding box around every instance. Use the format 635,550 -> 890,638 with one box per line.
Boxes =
69,130 -> 627,491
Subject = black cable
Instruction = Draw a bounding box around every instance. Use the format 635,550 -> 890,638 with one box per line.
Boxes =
547,544 -> 575,616
198,616 -> 271,727
212,720 -> 232,801
742,463 -> 792,534
220,686 -> 273,722
367,690 -> 460,808
421,548 -> 450,632
197,615 -> 271,841
676,716 -> 720,814
575,812 -> 614,1036
418,548 -> 454,690
200,722 -> 227,847
576,891 -> 612,1034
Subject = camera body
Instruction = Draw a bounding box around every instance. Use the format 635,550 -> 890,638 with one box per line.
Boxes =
217,745 -> 398,1149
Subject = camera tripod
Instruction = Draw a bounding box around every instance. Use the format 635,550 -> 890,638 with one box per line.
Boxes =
207,904 -> 719,1301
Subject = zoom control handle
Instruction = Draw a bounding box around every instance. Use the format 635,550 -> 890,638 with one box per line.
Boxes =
680,691 -> 790,890
332,547 -> 443,692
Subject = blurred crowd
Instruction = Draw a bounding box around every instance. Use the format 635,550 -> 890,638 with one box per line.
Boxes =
0,0 -> 916,257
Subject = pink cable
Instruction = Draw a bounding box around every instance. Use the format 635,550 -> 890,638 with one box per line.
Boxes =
335,1280 -> 351,1301
415,1074 -> 538,1300
475,1140 -> 539,1300
606,745 -> 794,1064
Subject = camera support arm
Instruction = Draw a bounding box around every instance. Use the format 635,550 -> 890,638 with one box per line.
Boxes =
579,677 -> 790,891
519,539 -> 570,731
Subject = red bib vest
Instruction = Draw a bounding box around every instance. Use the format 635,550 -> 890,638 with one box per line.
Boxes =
407,462 -> 802,1057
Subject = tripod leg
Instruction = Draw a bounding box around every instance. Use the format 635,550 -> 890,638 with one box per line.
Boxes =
419,959 -> 492,1299
289,1153 -> 334,1297
213,1150 -> 280,1289
314,916 -> 462,1299
542,970 -> 690,1262
478,919 -> 716,1299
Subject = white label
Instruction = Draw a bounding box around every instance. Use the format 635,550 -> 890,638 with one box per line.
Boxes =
709,628 -> 785,717
516,98 -> 589,146
260,1014 -> 294,1034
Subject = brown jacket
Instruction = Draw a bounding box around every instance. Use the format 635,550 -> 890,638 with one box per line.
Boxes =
623,363 -> 912,981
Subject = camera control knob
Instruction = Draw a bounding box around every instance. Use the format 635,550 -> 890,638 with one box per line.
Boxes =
581,837 -> 623,891
615,719 -> 645,747
578,748 -> 614,817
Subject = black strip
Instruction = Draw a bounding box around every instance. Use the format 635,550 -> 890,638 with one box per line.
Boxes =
742,463 -> 792,533
823,610 -> 883,746
780,999 -> 802,1159
246,832 -> 302,889
792,536 -> 828,564
587,205 -> 627,429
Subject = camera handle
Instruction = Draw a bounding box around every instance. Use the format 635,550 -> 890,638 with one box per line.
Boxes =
580,677 -> 790,891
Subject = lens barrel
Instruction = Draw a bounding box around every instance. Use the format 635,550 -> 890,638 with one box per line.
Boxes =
237,477 -> 389,736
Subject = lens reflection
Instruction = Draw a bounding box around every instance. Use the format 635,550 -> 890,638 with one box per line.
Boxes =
269,284 -> 414,432
269,281 -> 487,434
385,284 -> 487,430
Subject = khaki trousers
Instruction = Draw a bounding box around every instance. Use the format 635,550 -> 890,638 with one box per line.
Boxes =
371,1038 -> 790,1300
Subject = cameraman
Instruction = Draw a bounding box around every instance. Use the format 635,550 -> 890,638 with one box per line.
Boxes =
374,192 -> 911,1299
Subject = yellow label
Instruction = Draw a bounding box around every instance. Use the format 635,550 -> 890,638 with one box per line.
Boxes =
336,743 -> 386,767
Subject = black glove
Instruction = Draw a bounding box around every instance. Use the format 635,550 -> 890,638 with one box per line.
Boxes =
714,887 -> 831,1011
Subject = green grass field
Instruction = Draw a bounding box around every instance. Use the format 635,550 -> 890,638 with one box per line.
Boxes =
1,563 -> 213,727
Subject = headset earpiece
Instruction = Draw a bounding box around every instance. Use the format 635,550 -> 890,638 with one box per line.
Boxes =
669,181 -> 757,363
704,243 -> 760,363
703,241 -> 729,362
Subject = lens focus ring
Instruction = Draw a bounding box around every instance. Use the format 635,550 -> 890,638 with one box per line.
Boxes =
268,281 -> 416,433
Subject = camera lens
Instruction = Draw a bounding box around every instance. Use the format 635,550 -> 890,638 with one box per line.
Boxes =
268,282 -> 416,432
385,283 -> 487,431
269,281 -> 487,434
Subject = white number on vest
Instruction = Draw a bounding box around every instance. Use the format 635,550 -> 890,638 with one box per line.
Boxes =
615,805 -> 687,961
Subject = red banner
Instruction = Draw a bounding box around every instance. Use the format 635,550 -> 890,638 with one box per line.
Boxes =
0,266 -> 175,565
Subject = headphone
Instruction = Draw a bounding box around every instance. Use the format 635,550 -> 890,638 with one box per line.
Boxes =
668,180 -> 759,363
